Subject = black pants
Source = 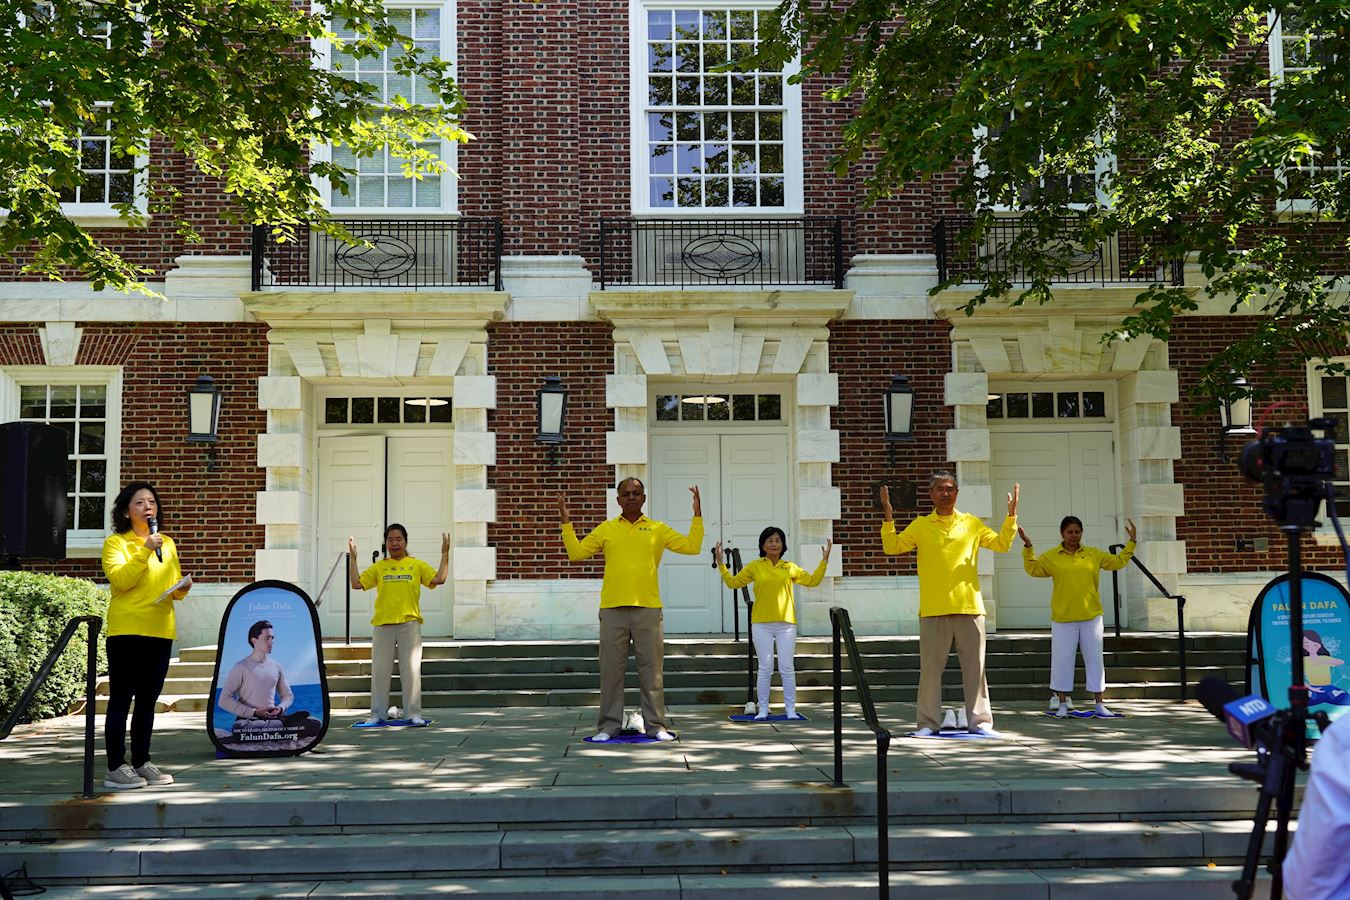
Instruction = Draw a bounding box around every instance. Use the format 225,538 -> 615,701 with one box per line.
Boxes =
105,635 -> 173,771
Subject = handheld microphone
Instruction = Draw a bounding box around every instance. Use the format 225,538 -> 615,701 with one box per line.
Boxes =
148,516 -> 163,563
1197,676 -> 1279,749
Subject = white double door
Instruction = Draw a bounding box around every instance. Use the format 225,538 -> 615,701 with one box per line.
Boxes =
316,434 -> 454,638
651,431 -> 790,633
990,430 -> 1119,629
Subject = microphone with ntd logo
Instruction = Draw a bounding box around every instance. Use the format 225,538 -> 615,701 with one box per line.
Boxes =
1197,676 -> 1280,749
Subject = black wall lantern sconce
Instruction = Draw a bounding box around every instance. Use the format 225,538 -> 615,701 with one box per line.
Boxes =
1217,373 -> 1255,462
884,374 -> 915,465
187,374 -> 223,470
537,375 -> 568,463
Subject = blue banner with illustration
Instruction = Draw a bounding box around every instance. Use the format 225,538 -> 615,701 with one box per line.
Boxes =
1247,572 -> 1350,725
207,580 -> 330,758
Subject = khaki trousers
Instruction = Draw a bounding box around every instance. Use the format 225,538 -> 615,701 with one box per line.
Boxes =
597,606 -> 666,735
917,614 -> 992,731
371,620 -> 423,719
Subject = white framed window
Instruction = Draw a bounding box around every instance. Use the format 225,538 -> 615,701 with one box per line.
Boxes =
0,367 -> 123,556
651,389 -> 785,424
1306,361 -> 1350,525
1270,10 -> 1344,211
630,2 -> 803,214
24,6 -> 147,225
315,1 -> 458,214
976,110 -> 1113,212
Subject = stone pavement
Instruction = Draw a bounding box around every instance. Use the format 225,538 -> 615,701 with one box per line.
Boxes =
0,698 -> 1281,898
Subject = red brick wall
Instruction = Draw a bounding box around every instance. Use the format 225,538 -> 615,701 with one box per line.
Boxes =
2,324 -> 267,582
486,321 -> 614,578
830,319 -> 954,576
1171,317 -> 1345,572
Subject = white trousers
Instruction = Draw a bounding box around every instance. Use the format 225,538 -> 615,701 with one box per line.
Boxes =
752,622 -> 797,714
1050,615 -> 1105,694
371,620 -> 423,718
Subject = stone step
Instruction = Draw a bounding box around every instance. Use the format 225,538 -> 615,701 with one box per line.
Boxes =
0,819 -> 1281,886
20,866 -> 1273,899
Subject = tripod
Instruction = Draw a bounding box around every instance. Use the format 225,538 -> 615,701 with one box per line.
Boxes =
1230,525 -> 1330,899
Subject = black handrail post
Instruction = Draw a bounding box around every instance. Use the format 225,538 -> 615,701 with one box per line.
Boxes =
83,617 -> 99,799
832,216 -> 844,289
1177,595 -> 1188,701
831,611 -> 845,787
731,547 -> 741,642
250,225 -> 266,291
345,552 -> 352,646
494,219 -> 504,292
876,730 -> 891,899
598,219 -> 608,290
1109,543 -> 1124,639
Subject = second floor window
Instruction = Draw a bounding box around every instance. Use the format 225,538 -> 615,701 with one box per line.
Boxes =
1270,9 -> 1343,206
62,113 -> 135,208
325,2 -> 455,212
634,4 -> 802,213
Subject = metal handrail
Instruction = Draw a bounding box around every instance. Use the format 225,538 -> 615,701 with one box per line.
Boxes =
1110,544 -> 1189,700
313,551 -> 354,645
0,615 -> 102,798
712,546 -> 756,708
829,606 -> 893,899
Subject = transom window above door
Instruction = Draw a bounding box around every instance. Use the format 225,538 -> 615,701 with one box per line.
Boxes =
654,392 -> 781,422
988,389 -> 1107,420
324,395 -> 453,425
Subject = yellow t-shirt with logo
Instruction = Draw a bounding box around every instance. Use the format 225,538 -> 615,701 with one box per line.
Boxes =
718,556 -> 828,625
360,556 -> 438,626
562,515 -> 704,608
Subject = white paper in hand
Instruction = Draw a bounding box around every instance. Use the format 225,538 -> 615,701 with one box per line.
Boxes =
156,574 -> 192,604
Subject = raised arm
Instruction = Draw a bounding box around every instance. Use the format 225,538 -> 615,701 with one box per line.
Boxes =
1021,529 -> 1052,578
1099,519 -> 1138,572
347,537 -> 365,590
715,541 -> 756,589
795,538 -> 832,587
560,494 -> 605,561
430,532 -> 451,586
665,491 -> 705,555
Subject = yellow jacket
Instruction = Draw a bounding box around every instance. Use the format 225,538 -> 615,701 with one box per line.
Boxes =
718,556 -> 828,624
1022,541 -> 1135,622
360,556 -> 439,626
562,515 -> 704,608
881,512 -> 1016,617
102,531 -> 187,640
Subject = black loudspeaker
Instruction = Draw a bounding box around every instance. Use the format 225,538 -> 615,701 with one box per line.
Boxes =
0,422 -> 69,560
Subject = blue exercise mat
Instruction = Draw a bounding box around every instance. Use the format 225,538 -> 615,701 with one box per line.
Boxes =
582,731 -> 676,744
1043,710 -> 1127,719
907,728 -> 1001,739
728,713 -> 809,722
350,718 -> 433,728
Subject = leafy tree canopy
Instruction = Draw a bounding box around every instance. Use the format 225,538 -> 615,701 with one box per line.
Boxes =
756,0 -> 1350,402
1,0 -> 467,293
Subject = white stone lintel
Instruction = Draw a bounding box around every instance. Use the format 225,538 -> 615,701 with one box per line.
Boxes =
945,372 -> 989,406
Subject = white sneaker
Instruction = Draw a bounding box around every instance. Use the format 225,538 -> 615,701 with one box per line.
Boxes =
1048,694 -> 1059,712
134,762 -> 174,786
913,727 -> 936,737
1095,704 -> 1114,717
940,708 -> 958,730
969,723 -> 1000,736
363,716 -> 386,726
591,731 -> 611,742
103,764 -> 147,790
1055,703 -> 1069,718
743,701 -> 757,715
387,706 -> 402,720
653,730 -> 676,742
784,708 -> 798,720
956,708 -> 968,729
754,711 -> 768,721
409,716 -> 427,726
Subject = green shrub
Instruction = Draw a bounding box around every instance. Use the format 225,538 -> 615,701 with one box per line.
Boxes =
0,572 -> 109,724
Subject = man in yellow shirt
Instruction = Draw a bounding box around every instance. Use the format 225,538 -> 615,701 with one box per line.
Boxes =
559,478 -> 703,742
880,470 -> 1019,736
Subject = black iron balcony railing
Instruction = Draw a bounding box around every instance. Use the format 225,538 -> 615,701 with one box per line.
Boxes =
599,217 -> 846,289
934,216 -> 1183,287
252,219 -> 503,291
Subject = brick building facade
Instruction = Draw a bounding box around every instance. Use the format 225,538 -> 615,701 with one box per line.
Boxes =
3,0 -> 1342,647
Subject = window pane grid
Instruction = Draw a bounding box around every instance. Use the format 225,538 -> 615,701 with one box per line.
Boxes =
322,395 -> 454,424
989,390 -> 1109,420
645,7 -> 787,210
330,6 -> 446,210
17,383 -> 108,530
1276,13 -> 1345,190
59,112 -> 134,205
654,393 -> 783,422
1316,374 -> 1350,516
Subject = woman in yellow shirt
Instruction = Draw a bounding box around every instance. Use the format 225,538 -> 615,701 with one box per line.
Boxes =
715,527 -> 830,720
1303,629 -> 1347,707
101,482 -> 192,790
1020,516 -> 1135,718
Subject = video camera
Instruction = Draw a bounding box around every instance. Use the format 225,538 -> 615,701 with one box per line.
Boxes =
1238,418 -> 1338,531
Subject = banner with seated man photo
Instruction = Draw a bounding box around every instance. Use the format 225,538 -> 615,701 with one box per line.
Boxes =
208,581 -> 330,758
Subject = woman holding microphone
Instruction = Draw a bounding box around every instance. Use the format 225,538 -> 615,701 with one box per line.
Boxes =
101,482 -> 192,790
715,527 -> 830,720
